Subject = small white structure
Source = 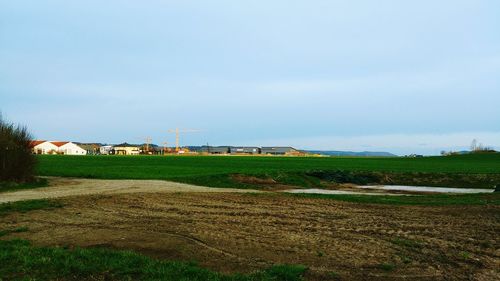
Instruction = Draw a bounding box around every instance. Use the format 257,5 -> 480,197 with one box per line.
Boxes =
54,142 -> 87,155
31,140 -> 58,154
100,145 -> 113,155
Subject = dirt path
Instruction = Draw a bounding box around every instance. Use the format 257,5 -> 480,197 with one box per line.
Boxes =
0,177 -> 261,203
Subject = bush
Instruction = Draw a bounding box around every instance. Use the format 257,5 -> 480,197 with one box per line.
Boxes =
0,116 -> 36,182
306,170 -> 382,185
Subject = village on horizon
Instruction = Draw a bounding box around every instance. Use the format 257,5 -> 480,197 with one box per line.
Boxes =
30,140 -> 306,156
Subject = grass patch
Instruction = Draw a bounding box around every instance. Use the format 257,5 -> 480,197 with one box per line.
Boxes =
399,255 -> 412,264
0,239 -> 307,281
0,178 -> 49,193
391,238 -> 422,248
316,251 -> 325,257
0,199 -> 62,217
0,227 -> 29,237
327,271 -> 341,280
378,263 -> 396,272
284,192 -> 500,206
459,251 -> 471,260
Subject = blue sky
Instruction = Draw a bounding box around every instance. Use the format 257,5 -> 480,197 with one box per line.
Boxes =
1,0 -> 499,155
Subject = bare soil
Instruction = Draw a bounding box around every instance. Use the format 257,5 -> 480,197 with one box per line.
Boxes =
1,181 -> 499,281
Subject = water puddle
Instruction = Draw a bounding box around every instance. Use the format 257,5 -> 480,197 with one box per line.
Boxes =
282,186 -> 493,196
357,185 -> 493,194
282,188 -> 405,196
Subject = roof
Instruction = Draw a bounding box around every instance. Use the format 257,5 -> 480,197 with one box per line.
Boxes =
201,146 -> 230,153
77,143 -> 102,149
230,147 -> 260,153
50,141 -> 70,147
29,140 -> 46,148
261,147 -> 297,153
114,142 -> 140,148
75,143 -> 104,146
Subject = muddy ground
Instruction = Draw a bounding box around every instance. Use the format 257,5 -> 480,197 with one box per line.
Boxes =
1,186 -> 499,280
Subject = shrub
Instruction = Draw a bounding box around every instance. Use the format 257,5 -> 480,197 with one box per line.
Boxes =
306,170 -> 382,185
0,115 -> 36,182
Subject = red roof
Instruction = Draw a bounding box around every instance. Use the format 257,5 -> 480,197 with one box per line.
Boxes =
30,140 -> 46,148
50,141 -> 70,147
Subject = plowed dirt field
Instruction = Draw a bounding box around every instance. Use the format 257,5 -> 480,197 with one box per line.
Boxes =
1,181 -> 499,280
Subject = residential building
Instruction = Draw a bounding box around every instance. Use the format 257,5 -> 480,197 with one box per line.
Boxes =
31,141 -> 86,155
77,143 -> 102,155
113,143 -> 140,155
53,142 -> 87,155
30,140 -> 58,154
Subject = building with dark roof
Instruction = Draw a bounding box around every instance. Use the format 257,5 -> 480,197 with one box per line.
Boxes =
76,143 -> 103,155
261,147 -> 300,155
229,147 -> 261,154
200,146 -> 230,154
113,143 -> 141,155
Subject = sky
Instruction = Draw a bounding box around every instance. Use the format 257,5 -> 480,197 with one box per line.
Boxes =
1,0 -> 499,155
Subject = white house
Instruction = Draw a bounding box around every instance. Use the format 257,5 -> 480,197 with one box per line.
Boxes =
31,140 -> 58,154
53,142 -> 87,155
30,140 -> 87,155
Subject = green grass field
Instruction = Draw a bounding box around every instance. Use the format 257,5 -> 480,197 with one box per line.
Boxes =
37,153 -> 500,177
36,153 -> 500,189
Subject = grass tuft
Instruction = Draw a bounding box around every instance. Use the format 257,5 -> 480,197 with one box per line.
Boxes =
378,263 -> 396,272
391,238 -> 422,248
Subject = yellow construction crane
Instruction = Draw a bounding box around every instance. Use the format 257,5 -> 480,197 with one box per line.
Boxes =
167,128 -> 200,151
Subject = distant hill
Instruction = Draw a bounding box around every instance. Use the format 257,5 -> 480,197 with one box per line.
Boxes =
306,150 -> 397,157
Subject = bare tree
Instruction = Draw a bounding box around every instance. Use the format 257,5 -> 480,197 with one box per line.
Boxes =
470,139 -> 478,151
